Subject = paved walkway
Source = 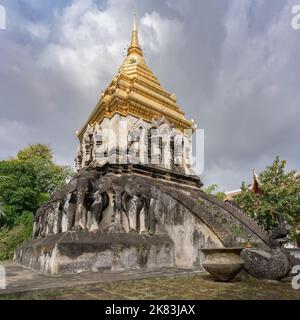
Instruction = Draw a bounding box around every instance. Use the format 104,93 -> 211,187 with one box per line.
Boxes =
0,262 -> 203,295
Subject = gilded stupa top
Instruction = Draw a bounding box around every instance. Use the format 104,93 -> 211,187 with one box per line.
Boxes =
127,13 -> 143,57
77,15 -> 195,140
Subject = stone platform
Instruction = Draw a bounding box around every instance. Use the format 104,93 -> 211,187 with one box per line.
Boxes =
14,167 -> 296,281
0,262 -> 202,296
14,232 -> 174,275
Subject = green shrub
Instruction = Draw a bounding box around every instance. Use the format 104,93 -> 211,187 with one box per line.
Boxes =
0,212 -> 33,261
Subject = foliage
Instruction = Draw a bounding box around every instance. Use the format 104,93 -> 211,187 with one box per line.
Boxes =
0,212 -> 33,260
17,144 -> 53,162
0,160 -> 40,228
16,144 -> 73,194
233,157 -> 300,235
202,184 -> 226,201
0,144 -> 73,260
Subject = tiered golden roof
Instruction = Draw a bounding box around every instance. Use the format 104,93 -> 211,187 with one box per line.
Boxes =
78,14 -> 194,141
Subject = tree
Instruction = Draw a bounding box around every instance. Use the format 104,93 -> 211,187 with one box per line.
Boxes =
202,184 -> 226,201
233,157 -> 300,236
17,144 -> 53,162
0,144 -> 73,224
16,144 -> 73,194
0,144 -> 74,260
0,160 -> 40,227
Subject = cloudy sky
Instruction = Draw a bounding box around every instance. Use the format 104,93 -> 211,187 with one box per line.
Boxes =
0,0 -> 299,191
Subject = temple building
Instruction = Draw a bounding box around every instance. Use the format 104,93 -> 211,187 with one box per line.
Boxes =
14,16 -> 294,281
224,170 -> 263,202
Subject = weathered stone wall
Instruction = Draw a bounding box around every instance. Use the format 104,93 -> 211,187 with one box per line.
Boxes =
15,167 -> 274,275
14,233 -> 175,275
152,191 -> 222,269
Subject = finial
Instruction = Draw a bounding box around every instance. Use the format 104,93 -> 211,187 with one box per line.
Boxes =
253,169 -> 257,178
127,13 -> 143,57
133,12 -> 137,31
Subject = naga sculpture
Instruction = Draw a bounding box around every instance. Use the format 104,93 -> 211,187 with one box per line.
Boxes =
241,212 -> 292,280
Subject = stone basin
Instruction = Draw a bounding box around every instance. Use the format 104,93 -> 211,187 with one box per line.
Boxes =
201,248 -> 245,282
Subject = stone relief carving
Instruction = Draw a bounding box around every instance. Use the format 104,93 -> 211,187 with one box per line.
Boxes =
88,180 -> 109,231
82,124 -> 94,167
122,177 -> 148,233
75,117 -> 191,173
75,145 -> 83,172
128,120 -> 148,165
33,174 -> 159,239
62,191 -> 77,232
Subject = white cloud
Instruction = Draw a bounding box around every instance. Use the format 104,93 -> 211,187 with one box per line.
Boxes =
141,11 -> 184,53
199,0 -> 300,189
0,0 -> 299,189
25,22 -> 50,40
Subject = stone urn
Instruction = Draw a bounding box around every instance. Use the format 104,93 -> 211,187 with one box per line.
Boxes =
201,248 -> 245,282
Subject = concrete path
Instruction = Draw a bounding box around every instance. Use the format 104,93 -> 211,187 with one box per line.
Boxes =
0,262 -> 203,295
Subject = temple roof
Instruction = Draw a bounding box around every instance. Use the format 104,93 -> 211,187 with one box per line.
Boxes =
77,15 -> 195,140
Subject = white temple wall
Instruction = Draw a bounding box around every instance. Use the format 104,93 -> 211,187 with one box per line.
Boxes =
76,114 -> 194,174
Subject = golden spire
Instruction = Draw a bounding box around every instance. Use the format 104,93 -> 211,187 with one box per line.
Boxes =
128,13 -> 143,57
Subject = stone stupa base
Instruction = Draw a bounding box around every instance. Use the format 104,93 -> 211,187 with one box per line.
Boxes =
14,231 -> 175,275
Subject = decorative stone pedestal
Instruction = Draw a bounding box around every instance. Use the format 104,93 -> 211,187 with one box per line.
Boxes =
14,231 -> 175,275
